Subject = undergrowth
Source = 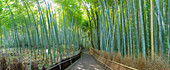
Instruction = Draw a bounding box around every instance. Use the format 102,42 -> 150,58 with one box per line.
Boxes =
0,56 -> 46,70
92,49 -> 169,70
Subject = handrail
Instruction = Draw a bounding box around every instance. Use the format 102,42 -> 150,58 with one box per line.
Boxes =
89,48 -> 138,70
49,54 -> 79,69
47,49 -> 81,70
93,55 -> 113,70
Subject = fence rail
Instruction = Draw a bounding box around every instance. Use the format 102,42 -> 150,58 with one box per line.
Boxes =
48,50 -> 81,70
89,48 -> 138,70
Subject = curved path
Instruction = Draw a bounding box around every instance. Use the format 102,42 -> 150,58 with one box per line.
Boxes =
68,50 -> 104,70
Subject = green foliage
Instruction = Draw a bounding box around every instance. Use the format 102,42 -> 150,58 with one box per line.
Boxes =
0,0 -> 169,68
84,0 -> 169,62
0,0 -> 84,68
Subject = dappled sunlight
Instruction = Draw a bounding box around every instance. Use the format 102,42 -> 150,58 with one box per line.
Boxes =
69,51 -> 104,70
75,63 -> 101,70
0,0 -> 169,70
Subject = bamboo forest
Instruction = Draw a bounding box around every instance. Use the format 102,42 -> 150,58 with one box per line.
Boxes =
0,0 -> 169,70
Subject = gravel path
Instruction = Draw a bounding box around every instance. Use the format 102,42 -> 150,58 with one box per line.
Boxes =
69,51 -> 104,70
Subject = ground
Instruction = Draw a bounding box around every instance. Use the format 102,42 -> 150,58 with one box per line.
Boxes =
69,50 -> 104,70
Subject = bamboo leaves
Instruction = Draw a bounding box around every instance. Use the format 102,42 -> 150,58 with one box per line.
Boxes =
2,0 -> 82,68
2,0 -> 170,68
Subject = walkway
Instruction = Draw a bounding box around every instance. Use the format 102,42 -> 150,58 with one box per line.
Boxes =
68,51 -> 104,70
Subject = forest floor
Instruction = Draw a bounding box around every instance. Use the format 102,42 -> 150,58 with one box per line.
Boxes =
68,50 -> 104,70
0,47 -> 78,69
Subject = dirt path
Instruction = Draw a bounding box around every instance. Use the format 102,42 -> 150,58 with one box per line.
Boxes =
68,51 -> 104,70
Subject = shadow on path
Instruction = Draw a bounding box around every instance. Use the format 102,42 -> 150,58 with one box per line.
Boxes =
69,51 -> 104,70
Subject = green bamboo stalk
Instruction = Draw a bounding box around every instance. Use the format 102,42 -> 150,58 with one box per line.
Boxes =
163,0 -> 166,25
42,7 -> 49,61
116,0 -> 120,53
161,0 -> 167,61
168,0 -> 170,65
71,4 -> 75,54
99,0 -> 107,51
85,38 -> 86,48
155,0 -> 164,60
99,13 -> 103,51
154,0 -> 165,31
131,0 -> 135,58
110,3 -> 117,53
35,0 -> 44,59
76,21 -> 79,51
124,2 -> 129,56
101,0 -> 108,51
7,2 -> 20,53
102,0 -> 111,52
26,2 -> 41,56
53,13 -> 59,63
39,14 -> 45,60
48,1 -> 54,65
58,8 -> 62,70
97,0 -> 103,51
66,13 -> 69,57
9,33 -> 12,52
136,0 -> 140,57
24,2 -> 34,56
12,30 -> 17,53
148,0 -> 151,58
21,26 -> 25,53
153,0 -> 158,55
162,0 -> 167,60
126,0 -> 132,57
61,2 -> 68,58
92,23 -> 97,49
58,10 -> 62,56
75,18 -> 79,51
120,0 -> 126,56
144,0 -> 149,57
27,3 -> 38,60
139,0 -> 146,57
44,1 -> 52,64
36,1 -> 49,60
0,21 -> 1,48
151,0 -> 154,60
111,0 -> 115,30
3,24 -> 6,51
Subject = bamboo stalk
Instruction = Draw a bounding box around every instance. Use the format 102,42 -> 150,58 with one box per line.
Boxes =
168,0 -> 170,65
155,0 -> 164,60
120,0 -> 126,56
144,0 -> 148,58
127,0 -> 132,57
116,0 -> 120,53
151,0 -> 154,60
139,0 -> 146,57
